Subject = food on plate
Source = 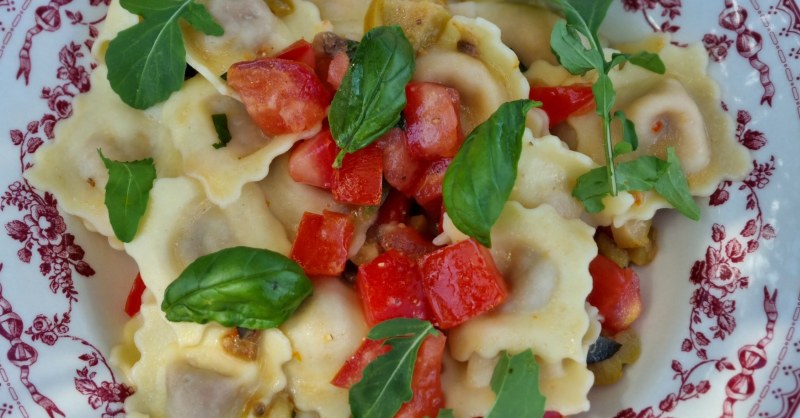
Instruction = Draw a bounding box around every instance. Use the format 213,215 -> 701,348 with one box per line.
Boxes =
25,0 -> 751,417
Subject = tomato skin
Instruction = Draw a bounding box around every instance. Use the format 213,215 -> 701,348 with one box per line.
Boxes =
275,39 -> 316,69
412,158 -> 451,219
356,250 -> 433,326
331,338 -> 390,389
288,128 -> 339,189
375,223 -> 438,261
586,254 -> 642,334
228,58 -> 331,136
376,188 -> 412,225
377,128 -> 425,196
331,334 -> 447,418
290,211 -> 354,276
543,412 -> 564,418
125,273 -> 146,317
419,239 -> 508,329
326,51 -> 350,90
332,145 -> 384,206
395,333 -> 447,418
529,85 -> 595,127
404,82 -> 464,160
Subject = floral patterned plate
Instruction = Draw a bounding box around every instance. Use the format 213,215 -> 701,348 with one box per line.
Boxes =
0,1 -> 799,417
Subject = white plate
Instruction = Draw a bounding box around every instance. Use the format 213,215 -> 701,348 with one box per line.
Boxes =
0,1 -> 799,417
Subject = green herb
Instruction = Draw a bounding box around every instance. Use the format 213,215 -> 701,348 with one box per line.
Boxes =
211,113 -> 232,149
161,246 -> 313,329
486,350 -> 546,418
98,149 -> 157,243
442,100 -> 538,248
350,318 -> 439,418
548,0 -> 697,219
436,409 -> 456,418
328,26 -> 415,167
106,0 -> 224,109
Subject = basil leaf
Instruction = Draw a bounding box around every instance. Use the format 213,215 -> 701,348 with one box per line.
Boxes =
436,409 -> 456,418
161,246 -> 313,329
350,318 -> 439,418
655,148 -> 700,220
98,149 -> 156,243
549,20 -> 600,75
211,113 -> 232,149
443,100 -> 538,248
486,350 -> 546,418
329,26 -> 415,167
106,0 -> 223,109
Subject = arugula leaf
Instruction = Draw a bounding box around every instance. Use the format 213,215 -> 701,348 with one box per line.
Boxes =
106,0 -> 223,109
654,148 -> 700,220
350,318 -> 439,418
549,20 -> 600,75
592,73 -> 618,195
571,166 -> 609,213
609,51 -> 667,74
564,0 -> 613,37
612,110 -> 637,157
486,350 -> 546,418
161,246 -> 313,329
572,157 -> 668,213
329,26 -> 415,167
211,113 -> 232,149
98,149 -> 156,243
443,100 -> 538,248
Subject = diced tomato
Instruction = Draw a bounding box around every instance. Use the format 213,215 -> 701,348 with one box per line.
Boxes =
290,211 -> 354,276
412,159 -> 451,219
331,333 -> 447,418
228,58 -> 331,136
529,85 -> 595,127
326,51 -> 350,90
288,128 -> 339,189
395,333 -> 447,418
543,411 -> 564,418
377,128 -> 425,196
356,250 -> 432,326
376,188 -> 412,225
332,145 -> 383,206
375,223 -> 438,261
331,338 -> 391,389
275,39 -> 316,69
587,254 -> 642,334
124,273 -> 146,317
419,239 -> 507,329
404,82 -> 464,160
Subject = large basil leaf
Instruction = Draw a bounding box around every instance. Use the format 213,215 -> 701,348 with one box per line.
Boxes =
161,247 -> 312,329
328,26 -> 415,167
443,100 -> 538,248
98,150 -> 156,243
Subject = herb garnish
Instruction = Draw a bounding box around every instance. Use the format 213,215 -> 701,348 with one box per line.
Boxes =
161,246 -> 313,329
98,149 -> 156,243
349,318 -> 439,418
211,113 -> 232,149
329,26 -> 415,167
486,350 -> 547,418
549,0 -> 698,219
106,0 -> 224,110
443,100 -> 539,248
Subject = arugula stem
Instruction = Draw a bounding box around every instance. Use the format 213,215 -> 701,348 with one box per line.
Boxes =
602,115 -> 618,196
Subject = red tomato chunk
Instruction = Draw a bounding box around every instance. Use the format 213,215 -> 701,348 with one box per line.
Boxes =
228,58 -> 331,136
275,39 -> 316,69
125,273 -> 146,317
377,128 -> 425,196
356,250 -> 432,326
412,158 -> 451,219
375,223 -> 438,261
331,338 -> 390,389
288,128 -> 339,189
332,145 -> 383,206
404,82 -> 464,160
326,51 -> 350,90
587,254 -> 642,334
376,188 -> 412,225
419,239 -> 508,329
395,333 -> 447,418
529,85 -> 595,128
290,211 -> 354,277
